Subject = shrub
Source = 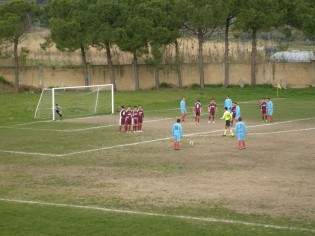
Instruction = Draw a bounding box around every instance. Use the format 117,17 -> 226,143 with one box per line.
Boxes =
191,83 -> 200,89
0,76 -> 13,86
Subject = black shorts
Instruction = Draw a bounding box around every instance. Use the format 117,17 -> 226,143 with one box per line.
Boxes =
225,120 -> 231,127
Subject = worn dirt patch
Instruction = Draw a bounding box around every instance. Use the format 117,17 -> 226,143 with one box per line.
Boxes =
56,115 -> 315,220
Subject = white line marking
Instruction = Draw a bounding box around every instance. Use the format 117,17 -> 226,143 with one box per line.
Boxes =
0,124 -> 116,132
0,118 -> 314,157
248,128 -> 315,135
0,198 -> 313,233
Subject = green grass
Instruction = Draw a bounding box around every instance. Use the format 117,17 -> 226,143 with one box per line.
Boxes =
1,86 -> 314,124
1,201 -> 313,236
0,87 -> 315,235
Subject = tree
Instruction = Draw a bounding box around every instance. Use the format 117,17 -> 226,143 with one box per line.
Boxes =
89,0 -> 128,91
220,0 -> 239,88
139,0 -> 181,90
286,0 -> 315,40
116,0 -> 152,90
45,0 -> 95,86
0,1 -> 39,93
180,0 -> 224,88
235,0 -> 284,85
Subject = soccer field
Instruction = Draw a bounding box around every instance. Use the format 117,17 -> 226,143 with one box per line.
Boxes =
0,87 -> 315,235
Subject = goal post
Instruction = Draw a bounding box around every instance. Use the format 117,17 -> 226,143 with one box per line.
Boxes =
34,84 -> 114,120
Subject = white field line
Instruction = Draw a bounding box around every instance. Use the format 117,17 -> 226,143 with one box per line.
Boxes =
0,118 -> 315,157
2,114 -> 314,133
248,128 -> 315,135
0,198 -> 314,233
0,98 -> 266,131
0,117 -> 176,132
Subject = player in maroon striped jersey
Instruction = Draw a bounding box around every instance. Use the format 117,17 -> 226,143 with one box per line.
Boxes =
230,102 -> 237,126
208,98 -> 217,123
137,105 -> 144,132
260,98 -> 267,122
119,106 -> 126,132
125,106 -> 133,132
193,99 -> 202,124
132,106 -> 139,133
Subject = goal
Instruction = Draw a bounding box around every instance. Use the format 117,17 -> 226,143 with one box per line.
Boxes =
34,84 -> 114,120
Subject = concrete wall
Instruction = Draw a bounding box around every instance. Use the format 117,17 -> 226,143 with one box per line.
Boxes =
1,61 -> 314,90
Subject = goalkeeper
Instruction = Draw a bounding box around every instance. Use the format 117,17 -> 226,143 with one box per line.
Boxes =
220,107 -> 234,137
55,104 -> 62,120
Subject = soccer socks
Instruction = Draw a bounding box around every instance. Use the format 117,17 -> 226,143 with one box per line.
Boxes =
174,142 -> 179,150
242,141 -> 245,149
181,114 -> 186,121
230,130 -> 234,136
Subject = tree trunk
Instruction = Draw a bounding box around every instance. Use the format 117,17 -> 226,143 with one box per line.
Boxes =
155,67 -> 160,90
105,43 -> 116,90
198,31 -> 205,89
132,54 -> 139,91
13,39 -> 19,93
175,40 -> 182,88
251,28 -> 257,86
224,16 -> 232,88
80,46 -> 89,86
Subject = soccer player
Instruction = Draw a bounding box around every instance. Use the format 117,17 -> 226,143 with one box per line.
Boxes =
260,98 -> 267,122
180,96 -> 187,122
193,99 -> 202,124
230,102 -> 236,126
220,107 -> 234,137
224,95 -> 232,111
234,117 -> 247,150
137,105 -> 144,132
172,118 -> 183,150
208,98 -> 217,123
125,105 -> 133,132
132,106 -> 139,132
234,102 -> 241,124
119,105 -> 126,132
54,104 -> 62,120
266,98 -> 273,122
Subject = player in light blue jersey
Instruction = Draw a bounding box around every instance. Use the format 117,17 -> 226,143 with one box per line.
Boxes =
224,96 -> 232,111
180,97 -> 187,122
172,118 -> 183,150
234,102 -> 241,121
266,98 -> 273,122
234,117 -> 247,150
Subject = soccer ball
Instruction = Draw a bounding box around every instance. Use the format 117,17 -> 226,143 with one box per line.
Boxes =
189,140 -> 194,145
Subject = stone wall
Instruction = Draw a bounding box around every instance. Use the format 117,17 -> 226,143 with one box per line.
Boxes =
0,61 -> 314,90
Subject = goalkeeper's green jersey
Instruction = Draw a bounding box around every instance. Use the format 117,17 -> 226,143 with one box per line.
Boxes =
221,110 -> 232,121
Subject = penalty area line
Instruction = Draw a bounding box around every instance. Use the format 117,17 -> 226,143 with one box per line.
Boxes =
1,117 -> 315,157
0,198 -> 314,233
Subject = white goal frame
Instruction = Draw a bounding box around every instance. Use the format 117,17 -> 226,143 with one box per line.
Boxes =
34,84 -> 114,120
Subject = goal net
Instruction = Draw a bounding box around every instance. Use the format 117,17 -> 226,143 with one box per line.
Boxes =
34,84 -> 114,120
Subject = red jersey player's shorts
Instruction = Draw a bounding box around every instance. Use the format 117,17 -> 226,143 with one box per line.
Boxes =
209,108 -> 215,116
195,110 -> 201,116
133,118 -> 138,125
120,117 -> 126,125
126,117 -> 132,125
138,117 -> 143,124
261,109 -> 266,115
